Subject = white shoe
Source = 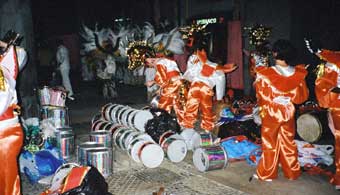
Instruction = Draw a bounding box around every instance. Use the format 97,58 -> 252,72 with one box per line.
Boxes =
335,185 -> 340,190
251,174 -> 272,182
68,95 -> 75,101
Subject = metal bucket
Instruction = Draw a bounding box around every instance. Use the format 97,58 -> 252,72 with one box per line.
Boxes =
76,141 -> 106,165
86,148 -> 112,178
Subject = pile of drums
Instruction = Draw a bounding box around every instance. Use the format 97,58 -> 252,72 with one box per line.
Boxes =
38,86 -> 75,161
180,128 -> 229,172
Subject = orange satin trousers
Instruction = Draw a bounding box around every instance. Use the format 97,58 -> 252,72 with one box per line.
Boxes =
182,82 -> 215,131
256,114 -> 301,180
0,122 -> 23,195
329,109 -> 340,186
158,79 -> 185,124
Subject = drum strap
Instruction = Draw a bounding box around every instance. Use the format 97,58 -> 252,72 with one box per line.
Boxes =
61,166 -> 91,193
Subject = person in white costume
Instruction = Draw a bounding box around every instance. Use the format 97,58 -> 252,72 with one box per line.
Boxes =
56,40 -> 75,100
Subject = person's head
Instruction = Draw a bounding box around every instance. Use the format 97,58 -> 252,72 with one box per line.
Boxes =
127,41 -> 155,70
272,39 -> 297,65
56,39 -> 64,46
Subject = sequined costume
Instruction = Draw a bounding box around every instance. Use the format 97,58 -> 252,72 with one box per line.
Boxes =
314,49 -> 340,187
254,64 -> 309,180
0,45 -> 27,195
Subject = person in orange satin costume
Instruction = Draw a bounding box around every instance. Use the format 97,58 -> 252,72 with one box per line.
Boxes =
254,39 -> 309,181
306,39 -> 340,189
145,56 -> 185,123
0,36 -> 27,195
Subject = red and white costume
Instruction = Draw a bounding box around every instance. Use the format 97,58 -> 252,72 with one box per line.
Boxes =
314,49 -> 340,187
154,58 -> 185,123
0,45 -> 27,195
182,50 -> 227,131
254,64 -> 309,180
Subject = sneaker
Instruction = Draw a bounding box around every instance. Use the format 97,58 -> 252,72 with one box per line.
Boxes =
335,185 -> 340,190
250,174 -> 272,182
67,95 -> 75,101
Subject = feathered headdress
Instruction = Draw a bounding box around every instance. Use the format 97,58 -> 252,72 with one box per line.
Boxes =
179,23 -> 209,48
127,40 -> 155,70
244,24 -> 271,47
152,27 -> 185,56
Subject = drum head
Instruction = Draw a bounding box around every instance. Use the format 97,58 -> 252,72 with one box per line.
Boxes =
140,143 -> 164,168
128,139 -> 147,163
193,148 -> 207,172
297,113 -> 322,143
165,139 -> 187,163
180,129 -> 199,151
121,108 -> 135,127
110,105 -> 125,123
133,110 -> 154,132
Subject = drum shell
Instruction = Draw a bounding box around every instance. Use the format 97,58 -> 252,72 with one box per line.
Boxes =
41,106 -> 70,128
55,128 -> 74,160
86,148 -> 113,178
89,130 -> 112,147
77,142 -> 106,165
193,145 -> 228,172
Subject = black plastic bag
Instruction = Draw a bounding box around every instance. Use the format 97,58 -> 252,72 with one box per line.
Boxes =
61,166 -> 112,195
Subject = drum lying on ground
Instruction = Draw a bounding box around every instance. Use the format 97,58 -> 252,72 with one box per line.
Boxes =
139,142 -> 164,168
131,110 -> 154,132
193,145 -> 228,172
161,137 -> 187,163
180,128 -> 199,151
192,132 -> 213,150
101,103 -> 113,121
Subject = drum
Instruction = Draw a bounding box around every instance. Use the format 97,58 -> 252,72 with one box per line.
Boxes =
89,130 -> 112,147
49,88 -> 67,107
161,137 -> 187,163
138,142 -> 164,168
38,86 -> 50,106
77,141 -> 106,165
121,108 -> 135,127
296,112 -> 333,144
55,127 -> 74,160
91,119 -> 112,131
193,145 -> 228,172
192,132 -> 213,149
101,103 -> 113,121
110,104 -> 125,123
117,129 -> 135,150
116,106 -> 131,125
127,133 -> 154,163
86,148 -> 112,178
91,112 -> 102,126
180,128 -> 199,151
41,106 -> 70,128
112,126 -> 131,149
131,110 -> 154,132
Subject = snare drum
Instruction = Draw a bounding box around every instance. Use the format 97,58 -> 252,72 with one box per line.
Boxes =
86,148 -> 112,178
192,132 -> 213,149
77,141 -> 106,165
161,137 -> 187,163
296,111 -> 333,144
49,88 -> 67,107
101,103 -> 113,121
138,142 -> 164,168
39,86 -> 50,106
180,128 -> 199,151
131,110 -> 154,132
193,145 -> 228,172
89,130 -> 112,147
55,128 -> 74,160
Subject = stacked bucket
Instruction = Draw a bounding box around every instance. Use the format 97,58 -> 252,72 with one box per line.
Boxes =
38,86 -> 74,161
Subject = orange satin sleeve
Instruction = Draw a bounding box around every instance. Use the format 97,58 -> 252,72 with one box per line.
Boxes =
315,69 -> 339,108
329,109 -> 340,186
154,64 -> 168,87
319,50 -> 340,65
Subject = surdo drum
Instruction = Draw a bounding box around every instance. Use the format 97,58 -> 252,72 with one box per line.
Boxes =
193,145 -> 228,172
77,141 -> 106,165
89,130 -> 112,147
296,111 -> 333,143
86,147 -> 112,178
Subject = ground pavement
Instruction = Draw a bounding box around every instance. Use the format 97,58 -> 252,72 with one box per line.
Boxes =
21,82 -> 339,195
